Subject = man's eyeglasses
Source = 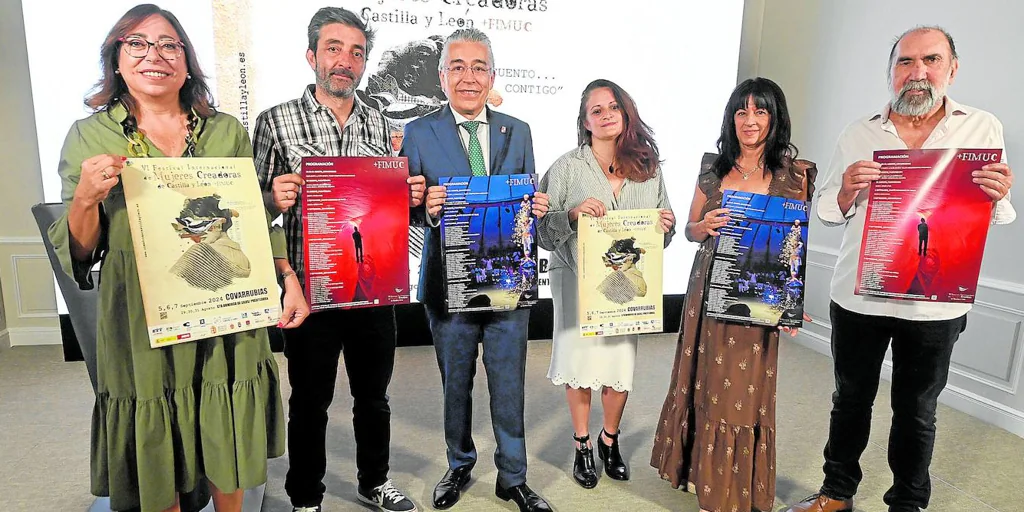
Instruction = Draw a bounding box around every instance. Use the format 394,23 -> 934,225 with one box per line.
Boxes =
118,36 -> 185,61
445,64 -> 491,78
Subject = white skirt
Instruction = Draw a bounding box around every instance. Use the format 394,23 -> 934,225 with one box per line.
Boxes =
547,267 -> 639,392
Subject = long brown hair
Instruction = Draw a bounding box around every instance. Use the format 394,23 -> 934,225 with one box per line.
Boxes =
576,79 -> 660,182
86,4 -> 215,118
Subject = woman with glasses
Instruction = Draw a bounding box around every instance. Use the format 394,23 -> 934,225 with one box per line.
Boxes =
46,4 -> 309,511
537,79 -> 675,489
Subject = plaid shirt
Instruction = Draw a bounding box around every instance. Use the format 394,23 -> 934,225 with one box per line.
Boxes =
253,85 -> 390,287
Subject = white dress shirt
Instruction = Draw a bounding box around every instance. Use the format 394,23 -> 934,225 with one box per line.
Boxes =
452,108 -> 490,175
817,97 -> 1016,321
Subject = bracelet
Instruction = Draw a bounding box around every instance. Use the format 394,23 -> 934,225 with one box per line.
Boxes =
279,270 -> 297,281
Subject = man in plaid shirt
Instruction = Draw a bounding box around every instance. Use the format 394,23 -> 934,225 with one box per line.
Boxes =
253,7 -> 425,512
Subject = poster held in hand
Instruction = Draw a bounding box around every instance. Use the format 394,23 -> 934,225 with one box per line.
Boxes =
439,174 -> 539,313
577,208 -> 665,337
855,148 -> 1000,303
707,190 -> 809,327
121,157 -> 280,348
301,156 -> 411,312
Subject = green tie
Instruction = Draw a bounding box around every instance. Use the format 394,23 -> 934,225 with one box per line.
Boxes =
461,121 -> 486,176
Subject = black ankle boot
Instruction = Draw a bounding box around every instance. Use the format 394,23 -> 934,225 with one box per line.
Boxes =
572,433 -> 599,489
598,429 -> 629,480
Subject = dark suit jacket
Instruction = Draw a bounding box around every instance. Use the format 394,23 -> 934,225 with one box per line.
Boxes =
400,105 -> 536,307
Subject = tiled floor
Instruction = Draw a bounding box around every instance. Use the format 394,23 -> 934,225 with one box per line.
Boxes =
1,335 -> 1020,511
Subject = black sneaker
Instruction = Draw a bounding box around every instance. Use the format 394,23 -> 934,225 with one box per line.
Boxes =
291,506 -> 322,512
357,479 -> 418,512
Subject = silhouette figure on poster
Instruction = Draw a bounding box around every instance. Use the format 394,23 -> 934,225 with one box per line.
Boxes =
918,217 -> 929,256
353,225 -> 364,263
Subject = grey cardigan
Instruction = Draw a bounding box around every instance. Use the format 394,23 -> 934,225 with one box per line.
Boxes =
537,144 -> 675,273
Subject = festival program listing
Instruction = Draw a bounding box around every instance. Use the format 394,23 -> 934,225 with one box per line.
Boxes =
119,157 -> 281,347
855,148 -> 1001,303
707,190 -> 809,327
577,209 -> 664,337
440,174 -> 540,313
301,157 -> 411,312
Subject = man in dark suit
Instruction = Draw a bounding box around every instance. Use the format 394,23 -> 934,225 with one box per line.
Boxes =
400,28 -> 552,512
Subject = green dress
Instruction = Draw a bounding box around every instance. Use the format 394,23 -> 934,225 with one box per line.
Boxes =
47,104 -> 286,512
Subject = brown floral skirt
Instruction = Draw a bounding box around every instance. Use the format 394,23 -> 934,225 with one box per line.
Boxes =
651,303 -> 779,512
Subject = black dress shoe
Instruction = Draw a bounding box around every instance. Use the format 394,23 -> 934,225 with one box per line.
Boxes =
598,429 -> 629,480
495,482 -> 552,512
571,433 -> 598,489
432,466 -> 473,510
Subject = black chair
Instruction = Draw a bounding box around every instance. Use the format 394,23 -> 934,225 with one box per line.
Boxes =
31,203 -> 100,389
31,203 -> 266,512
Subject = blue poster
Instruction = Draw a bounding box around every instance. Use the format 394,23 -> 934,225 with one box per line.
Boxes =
439,174 -> 539,313
707,190 -> 809,327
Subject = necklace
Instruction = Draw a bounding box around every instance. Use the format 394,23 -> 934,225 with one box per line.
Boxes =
594,149 -> 616,175
121,106 -> 200,158
734,161 -> 762,180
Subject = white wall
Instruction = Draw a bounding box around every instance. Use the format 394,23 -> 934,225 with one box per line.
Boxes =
0,0 -> 60,349
743,0 -> 1024,437
5,0 -> 1023,437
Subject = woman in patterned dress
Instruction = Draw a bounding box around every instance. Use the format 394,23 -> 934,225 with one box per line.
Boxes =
650,77 -> 817,512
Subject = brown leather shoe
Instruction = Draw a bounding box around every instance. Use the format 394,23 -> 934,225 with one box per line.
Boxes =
784,493 -> 854,512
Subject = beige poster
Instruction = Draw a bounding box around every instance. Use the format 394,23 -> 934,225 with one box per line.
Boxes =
578,209 -> 664,337
121,158 -> 279,348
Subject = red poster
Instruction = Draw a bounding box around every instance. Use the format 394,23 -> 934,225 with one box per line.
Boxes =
855,148 -> 1000,303
302,157 -> 411,311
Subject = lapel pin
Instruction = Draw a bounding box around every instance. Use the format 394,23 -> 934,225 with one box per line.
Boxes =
501,126 -> 507,134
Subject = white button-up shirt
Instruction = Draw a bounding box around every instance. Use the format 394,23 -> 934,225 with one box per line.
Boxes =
817,97 -> 1016,321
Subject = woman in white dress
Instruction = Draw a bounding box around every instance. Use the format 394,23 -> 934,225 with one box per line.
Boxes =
537,79 -> 675,489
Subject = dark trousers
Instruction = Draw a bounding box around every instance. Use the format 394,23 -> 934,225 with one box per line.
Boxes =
821,302 -> 966,512
918,237 -> 928,256
283,306 -> 397,507
424,302 -> 530,489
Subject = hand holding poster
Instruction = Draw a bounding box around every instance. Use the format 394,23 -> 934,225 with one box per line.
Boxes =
577,209 -> 664,337
120,157 -> 280,347
855,148 -> 1000,303
439,174 -> 539,313
301,157 -> 411,312
707,191 -> 809,327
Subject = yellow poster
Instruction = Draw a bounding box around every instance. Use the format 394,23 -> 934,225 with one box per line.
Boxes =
578,209 -> 664,337
121,158 -> 279,348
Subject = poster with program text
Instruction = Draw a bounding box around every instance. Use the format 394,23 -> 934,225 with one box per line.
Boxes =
121,157 -> 280,348
707,191 -> 809,327
855,148 -> 1000,303
301,156 -> 411,312
439,174 -> 539,313
577,209 -> 664,337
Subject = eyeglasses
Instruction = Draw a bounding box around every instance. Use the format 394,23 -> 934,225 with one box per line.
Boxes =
445,64 -> 491,78
118,36 -> 185,60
